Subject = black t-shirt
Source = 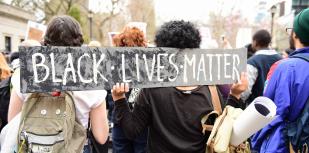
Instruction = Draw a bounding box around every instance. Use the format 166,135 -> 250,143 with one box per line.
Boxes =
114,86 -> 244,153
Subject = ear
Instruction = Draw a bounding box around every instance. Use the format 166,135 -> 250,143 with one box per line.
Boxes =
293,32 -> 298,39
292,32 -> 305,49
252,40 -> 257,49
292,32 -> 301,43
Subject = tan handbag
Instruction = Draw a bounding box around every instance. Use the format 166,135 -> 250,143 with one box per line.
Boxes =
203,86 -> 251,153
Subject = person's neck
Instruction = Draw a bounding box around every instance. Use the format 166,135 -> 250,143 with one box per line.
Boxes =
295,44 -> 305,50
255,47 -> 269,51
176,86 -> 199,91
294,39 -> 305,50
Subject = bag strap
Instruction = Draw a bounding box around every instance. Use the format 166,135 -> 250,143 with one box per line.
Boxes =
201,86 -> 222,133
287,96 -> 309,152
290,54 -> 309,62
201,111 -> 220,134
289,142 -> 295,153
206,107 -> 228,146
208,86 -> 222,115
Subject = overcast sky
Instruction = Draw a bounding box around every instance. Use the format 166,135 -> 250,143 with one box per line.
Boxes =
154,0 -> 261,25
3,0 -> 288,26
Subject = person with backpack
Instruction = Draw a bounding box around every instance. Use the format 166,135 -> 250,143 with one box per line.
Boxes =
251,8 -> 309,153
111,20 -> 249,153
7,15 -> 109,153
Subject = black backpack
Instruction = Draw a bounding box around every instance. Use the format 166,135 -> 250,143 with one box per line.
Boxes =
0,76 -> 11,131
287,53 -> 309,152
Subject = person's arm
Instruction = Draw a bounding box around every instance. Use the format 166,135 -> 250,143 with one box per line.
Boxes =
226,95 -> 246,109
251,62 -> 292,152
90,101 -> 109,144
241,64 -> 258,101
112,83 -> 151,139
226,72 -> 248,110
8,89 -> 23,122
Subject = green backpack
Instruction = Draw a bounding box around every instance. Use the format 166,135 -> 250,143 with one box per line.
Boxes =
17,92 -> 86,153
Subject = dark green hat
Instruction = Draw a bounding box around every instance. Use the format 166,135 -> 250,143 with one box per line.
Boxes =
293,8 -> 309,43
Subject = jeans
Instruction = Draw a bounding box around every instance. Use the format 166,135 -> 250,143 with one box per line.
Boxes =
83,145 -> 91,153
112,125 -> 147,153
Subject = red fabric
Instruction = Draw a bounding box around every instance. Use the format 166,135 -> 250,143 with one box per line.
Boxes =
267,60 -> 282,80
51,92 -> 61,97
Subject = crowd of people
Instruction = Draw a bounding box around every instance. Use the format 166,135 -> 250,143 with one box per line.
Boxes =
0,7 -> 308,153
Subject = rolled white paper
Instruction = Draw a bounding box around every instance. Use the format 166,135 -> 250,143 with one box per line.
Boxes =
230,96 -> 277,146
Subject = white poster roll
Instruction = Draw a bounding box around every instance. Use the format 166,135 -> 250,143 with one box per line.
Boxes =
230,96 -> 277,146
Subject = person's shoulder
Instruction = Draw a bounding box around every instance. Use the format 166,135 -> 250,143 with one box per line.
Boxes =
140,87 -> 177,97
72,90 -> 107,108
142,87 -> 172,91
249,53 -> 280,60
72,90 -> 107,102
247,54 -> 265,64
277,57 -> 305,68
269,57 -> 308,76
247,55 -> 258,61
141,87 -> 170,93
73,90 -> 107,95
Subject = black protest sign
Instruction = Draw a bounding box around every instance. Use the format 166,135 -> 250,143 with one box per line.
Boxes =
19,46 -> 247,93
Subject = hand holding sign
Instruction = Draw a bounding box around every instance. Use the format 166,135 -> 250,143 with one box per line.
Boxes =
230,72 -> 248,99
112,83 -> 129,101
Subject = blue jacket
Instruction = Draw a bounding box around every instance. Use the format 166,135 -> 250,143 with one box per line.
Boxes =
251,47 -> 309,152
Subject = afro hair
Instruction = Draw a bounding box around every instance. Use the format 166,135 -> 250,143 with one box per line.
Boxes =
155,20 -> 201,49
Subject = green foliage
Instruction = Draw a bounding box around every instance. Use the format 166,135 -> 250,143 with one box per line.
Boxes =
68,5 -> 82,25
83,35 -> 90,44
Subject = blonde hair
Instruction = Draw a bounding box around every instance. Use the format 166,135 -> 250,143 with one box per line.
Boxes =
20,39 -> 41,46
88,41 -> 102,47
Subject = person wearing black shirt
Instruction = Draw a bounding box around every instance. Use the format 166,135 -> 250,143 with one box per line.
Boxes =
112,20 -> 249,153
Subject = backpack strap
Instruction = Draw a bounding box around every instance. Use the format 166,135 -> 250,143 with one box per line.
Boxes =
289,142 -> 295,153
208,86 -> 222,114
201,86 -> 222,133
290,54 -> 309,62
287,96 -> 309,152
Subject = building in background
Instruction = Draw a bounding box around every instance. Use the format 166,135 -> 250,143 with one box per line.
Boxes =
254,0 -> 268,24
292,0 -> 309,15
0,2 -> 36,52
274,0 -> 294,51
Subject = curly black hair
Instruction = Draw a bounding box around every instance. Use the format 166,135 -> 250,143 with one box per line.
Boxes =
155,20 -> 201,48
44,15 -> 84,46
252,29 -> 271,48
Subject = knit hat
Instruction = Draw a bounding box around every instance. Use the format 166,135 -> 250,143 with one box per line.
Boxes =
293,8 -> 309,43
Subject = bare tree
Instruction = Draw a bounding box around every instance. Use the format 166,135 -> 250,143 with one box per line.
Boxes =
206,0 -> 248,48
10,0 -> 83,21
89,0 -> 155,45
86,0 -> 126,45
9,0 -> 156,45
127,0 -> 156,43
